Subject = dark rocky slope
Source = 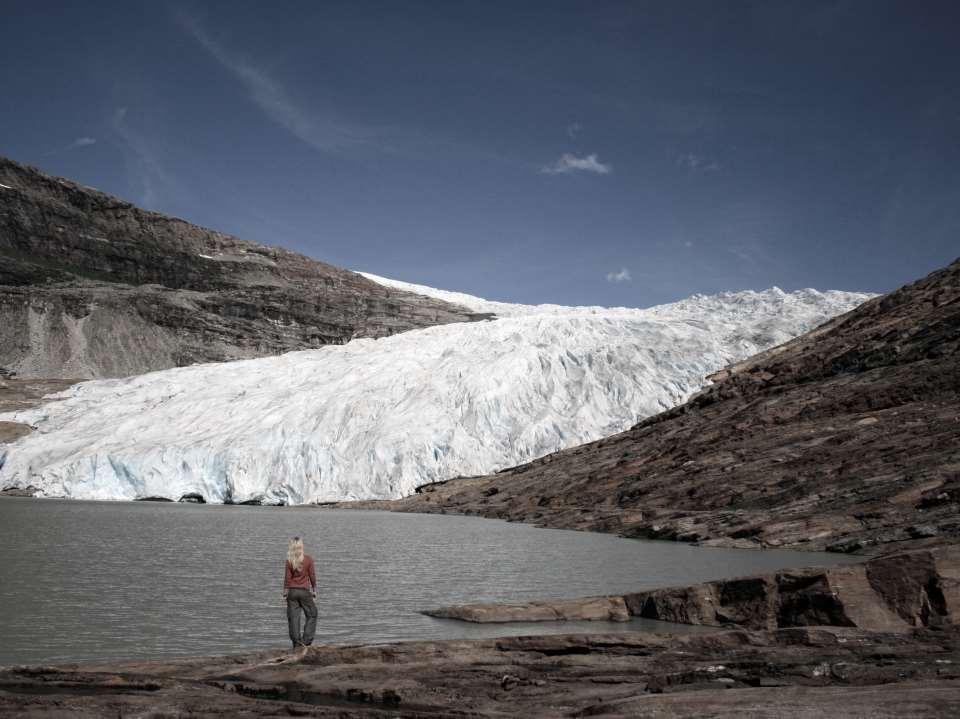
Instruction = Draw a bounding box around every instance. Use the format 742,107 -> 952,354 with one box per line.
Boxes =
360,257 -> 960,555
0,156 -> 485,378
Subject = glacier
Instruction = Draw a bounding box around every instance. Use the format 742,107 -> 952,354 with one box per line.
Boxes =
0,277 -> 872,504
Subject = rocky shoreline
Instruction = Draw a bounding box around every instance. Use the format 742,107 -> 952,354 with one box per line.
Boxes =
425,545 -> 959,632
2,540 -> 958,716
2,626 -> 959,716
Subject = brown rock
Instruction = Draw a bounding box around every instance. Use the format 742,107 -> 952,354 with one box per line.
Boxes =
424,596 -> 630,623
0,484 -> 38,497
0,420 -> 32,444
2,627 -> 960,716
623,546 -> 959,633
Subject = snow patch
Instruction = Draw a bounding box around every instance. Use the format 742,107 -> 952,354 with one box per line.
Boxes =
357,271 -> 578,317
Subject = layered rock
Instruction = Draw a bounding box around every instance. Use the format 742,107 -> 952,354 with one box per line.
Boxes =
629,545 -> 960,632
0,156 -> 484,379
424,595 -> 630,623
423,545 -> 960,633
2,627 -> 959,716
369,257 -> 960,554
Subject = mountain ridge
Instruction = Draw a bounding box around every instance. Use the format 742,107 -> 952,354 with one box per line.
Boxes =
0,156 -> 485,379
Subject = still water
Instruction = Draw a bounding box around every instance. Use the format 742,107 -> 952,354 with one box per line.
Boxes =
0,498 -> 856,665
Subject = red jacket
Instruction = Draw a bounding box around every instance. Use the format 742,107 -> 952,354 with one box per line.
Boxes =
283,555 -> 316,592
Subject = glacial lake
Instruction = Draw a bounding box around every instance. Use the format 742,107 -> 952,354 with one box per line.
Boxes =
0,498 -> 858,665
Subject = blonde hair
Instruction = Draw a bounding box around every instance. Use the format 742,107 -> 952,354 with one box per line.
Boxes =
287,537 -> 304,572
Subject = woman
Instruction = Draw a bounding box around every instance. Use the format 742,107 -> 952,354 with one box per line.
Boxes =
282,536 -> 318,650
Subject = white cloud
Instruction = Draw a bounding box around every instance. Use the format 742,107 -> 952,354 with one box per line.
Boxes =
606,267 -> 632,283
729,248 -> 757,266
68,137 -> 97,149
566,122 -> 582,139
678,153 -> 720,172
541,153 -> 612,175
176,13 -> 367,152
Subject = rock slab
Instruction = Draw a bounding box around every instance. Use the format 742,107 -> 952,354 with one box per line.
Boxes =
2,627 -> 960,716
423,546 -> 960,634
424,595 -> 630,623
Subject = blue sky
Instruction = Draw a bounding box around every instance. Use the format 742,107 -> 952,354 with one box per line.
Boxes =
1,1 -> 958,306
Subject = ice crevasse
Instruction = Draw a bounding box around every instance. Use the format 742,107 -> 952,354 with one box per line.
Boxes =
0,275 -> 873,504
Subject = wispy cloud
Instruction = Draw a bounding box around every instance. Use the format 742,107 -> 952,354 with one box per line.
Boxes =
677,153 -> 721,172
541,153 -> 612,175
45,136 -> 98,156
68,136 -> 97,149
112,107 -> 171,207
566,122 -> 582,139
728,247 -> 757,266
176,12 -> 368,152
606,267 -> 632,283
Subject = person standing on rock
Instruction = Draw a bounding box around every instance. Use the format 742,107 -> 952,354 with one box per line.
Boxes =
283,537 -> 318,650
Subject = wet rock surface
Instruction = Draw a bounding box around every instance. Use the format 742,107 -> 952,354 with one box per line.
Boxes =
424,595 -> 631,623
2,627 -> 959,716
356,257 -> 960,555
0,156 -> 486,379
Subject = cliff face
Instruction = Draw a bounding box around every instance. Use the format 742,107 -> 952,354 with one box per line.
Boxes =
380,257 -> 960,555
0,157 -> 485,378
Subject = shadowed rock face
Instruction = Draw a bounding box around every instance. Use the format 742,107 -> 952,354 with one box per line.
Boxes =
628,545 -> 960,632
362,257 -> 960,554
0,156 -> 486,379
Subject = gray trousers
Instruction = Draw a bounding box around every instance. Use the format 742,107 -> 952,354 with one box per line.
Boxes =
286,587 -> 318,647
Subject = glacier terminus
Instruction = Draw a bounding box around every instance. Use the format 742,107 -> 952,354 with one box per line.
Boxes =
0,276 -> 872,504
